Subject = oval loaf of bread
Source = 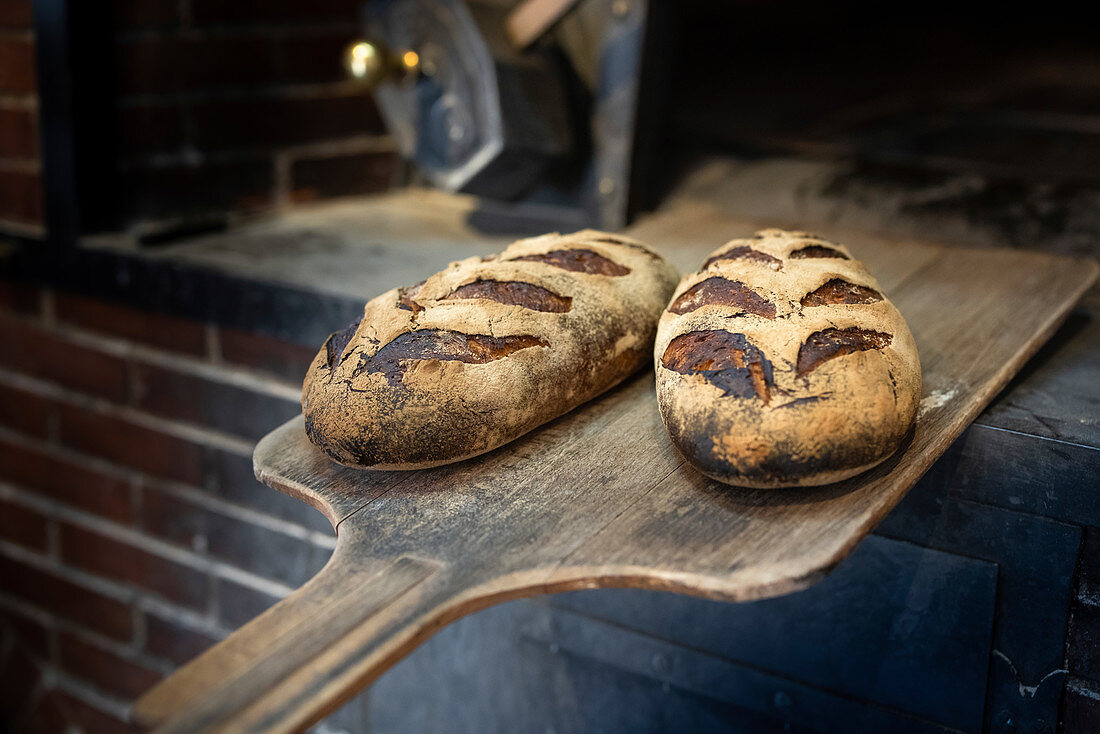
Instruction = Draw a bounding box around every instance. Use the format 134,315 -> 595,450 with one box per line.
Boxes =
304,230 -> 679,469
654,229 -> 921,488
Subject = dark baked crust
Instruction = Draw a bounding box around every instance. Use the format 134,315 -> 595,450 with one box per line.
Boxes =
654,229 -> 921,488
303,230 -> 679,469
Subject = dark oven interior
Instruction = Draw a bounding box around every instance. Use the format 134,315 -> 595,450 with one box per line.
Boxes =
637,0 -> 1100,254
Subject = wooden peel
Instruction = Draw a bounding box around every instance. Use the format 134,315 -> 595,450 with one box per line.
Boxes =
133,214 -> 1098,734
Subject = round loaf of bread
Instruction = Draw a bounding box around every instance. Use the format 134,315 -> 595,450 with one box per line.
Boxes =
654,229 -> 921,488
304,230 -> 679,469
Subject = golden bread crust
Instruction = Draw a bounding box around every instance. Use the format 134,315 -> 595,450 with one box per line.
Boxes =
655,229 -> 921,488
304,230 -> 680,469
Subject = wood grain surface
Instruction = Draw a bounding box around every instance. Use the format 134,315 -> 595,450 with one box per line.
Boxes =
134,206 -> 1098,734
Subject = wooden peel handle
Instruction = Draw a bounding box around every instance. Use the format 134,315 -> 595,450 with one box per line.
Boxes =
133,551 -> 442,734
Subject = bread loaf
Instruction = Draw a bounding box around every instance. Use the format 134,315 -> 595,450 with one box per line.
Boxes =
654,229 -> 921,488
304,230 -> 679,469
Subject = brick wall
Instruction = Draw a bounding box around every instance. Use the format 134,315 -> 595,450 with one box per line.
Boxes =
0,0 -> 400,241
111,0 -> 398,232
0,0 -> 43,234
0,276 -> 373,732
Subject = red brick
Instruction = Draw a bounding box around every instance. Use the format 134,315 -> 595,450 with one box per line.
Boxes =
58,691 -> 139,734
0,167 -> 43,224
213,576 -> 280,628
0,37 -> 35,93
118,159 -> 273,222
0,107 -> 36,157
0,277 -> 39,314
142,489 -> 323,586
115,36 -> 275,96
219,328 -> 317,384
0,497 -> 48,551
0,0 -> 32,29
112,0 -> 178,29
144,613 -> 219,665
57,404 -> 205,485
190,0 -> 361,26
291,149 -> 397,204
0,642 -> 42,722
132,362 -> 300,441
0,382 -> 51,437
59,522 -> 208,610
116,104 -> 185,156
58,632 -> 162,700
0,314 -> 130,401
0,439 -> 134,522
54,291 -> 208,356
192,93 -> 381,152
16,689 -> 67,734
206,446 -> 333,534
0,555 -> 133,641
22,689 -> 138,734
0,605 -> 52,658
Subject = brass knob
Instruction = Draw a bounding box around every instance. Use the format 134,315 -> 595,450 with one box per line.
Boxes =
343,39 -> 420,88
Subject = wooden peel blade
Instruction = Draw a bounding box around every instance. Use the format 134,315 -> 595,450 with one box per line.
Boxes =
132,218 -> 1099,733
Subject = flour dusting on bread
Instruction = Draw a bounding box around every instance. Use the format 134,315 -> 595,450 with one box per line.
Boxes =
303,230 -> 679,469
654,229 -> 922,488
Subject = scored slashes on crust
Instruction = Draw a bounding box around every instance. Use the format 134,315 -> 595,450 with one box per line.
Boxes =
304,230 -> 680,469
655,229 -> 921,488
